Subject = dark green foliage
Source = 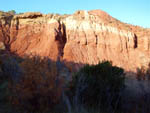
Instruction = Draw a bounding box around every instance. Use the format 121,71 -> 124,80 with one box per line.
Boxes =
70,61 -> 125,111
0,10 -> 16,17
7,10 -> 16,15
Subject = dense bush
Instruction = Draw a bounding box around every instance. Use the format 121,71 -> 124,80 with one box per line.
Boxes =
0,53 -> 128,113
70,61 -> 125,112
0,54 -> 19,113
0,76 -> 12,113
0,56 -> 22,82
0,54 -> 65,113
10,56 -> 63,113
134,65 -> 150,113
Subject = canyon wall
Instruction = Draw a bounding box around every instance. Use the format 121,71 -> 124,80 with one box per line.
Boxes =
0,10 -> 150,71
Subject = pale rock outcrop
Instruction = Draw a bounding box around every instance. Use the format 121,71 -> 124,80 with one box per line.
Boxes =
63,10 -> 150,71
0,42 -> 5,50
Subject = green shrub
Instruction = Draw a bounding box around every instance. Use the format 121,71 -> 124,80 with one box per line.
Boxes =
7,10 -> 16,15
70,61 -> 125,111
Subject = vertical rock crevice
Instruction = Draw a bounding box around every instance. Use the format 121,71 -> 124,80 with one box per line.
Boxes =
55,21 -> 67,60
134,34 -> 138,49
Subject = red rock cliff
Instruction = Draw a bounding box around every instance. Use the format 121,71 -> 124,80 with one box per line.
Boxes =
0,10 -> 150,71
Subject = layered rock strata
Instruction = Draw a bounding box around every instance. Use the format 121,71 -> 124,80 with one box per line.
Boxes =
0,10 -> 150,71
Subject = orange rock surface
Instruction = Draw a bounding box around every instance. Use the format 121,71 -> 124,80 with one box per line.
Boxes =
0,10 -> 150,71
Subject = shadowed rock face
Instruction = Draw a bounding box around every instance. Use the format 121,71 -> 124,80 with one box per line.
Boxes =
0,10 -> 150,71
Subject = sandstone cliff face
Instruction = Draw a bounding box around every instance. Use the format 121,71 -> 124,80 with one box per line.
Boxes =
0,12 -> 66,61
63,10 -> 150,71
0,10 -> 150,71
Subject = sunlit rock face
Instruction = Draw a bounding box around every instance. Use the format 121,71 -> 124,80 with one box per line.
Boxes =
0,10 -> 150,71
0,12 -> 66,61
63,10 -> 150,71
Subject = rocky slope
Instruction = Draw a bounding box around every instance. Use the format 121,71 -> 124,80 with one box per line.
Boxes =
0,10 -> 150,71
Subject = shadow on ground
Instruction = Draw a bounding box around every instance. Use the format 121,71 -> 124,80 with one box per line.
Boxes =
0,50 -> 150,113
